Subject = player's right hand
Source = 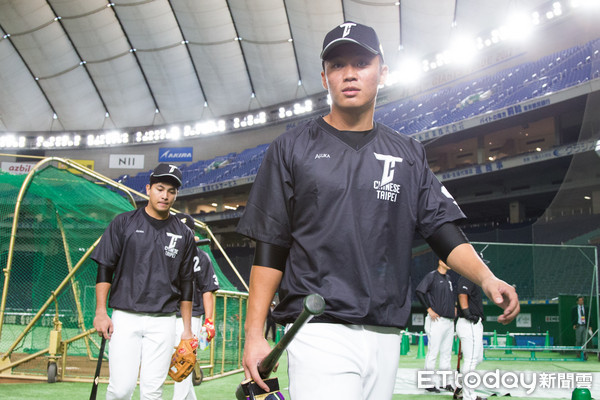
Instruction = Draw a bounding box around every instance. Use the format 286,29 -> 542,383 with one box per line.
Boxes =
242,335 -> 276,392
427,308 -> 440,321
481,276 -> 520,324
462,308 -> 479,324
93,312 -> 113,340
203,318 -> 215,342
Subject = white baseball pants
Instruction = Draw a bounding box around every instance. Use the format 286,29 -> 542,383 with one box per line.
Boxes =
106,310 -> 176,400
424,315 -> 454,387
456,317 -> 484,400
286,323 -> 401,400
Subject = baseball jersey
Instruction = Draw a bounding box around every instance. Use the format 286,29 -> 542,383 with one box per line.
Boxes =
457,276 -> 484,318
415,270 -> 456,318
91,208 -> 196,314
184,249 -> 220,317
236,117 -> 465,328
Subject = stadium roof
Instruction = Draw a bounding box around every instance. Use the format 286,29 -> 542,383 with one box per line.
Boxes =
0,0 -> 553,133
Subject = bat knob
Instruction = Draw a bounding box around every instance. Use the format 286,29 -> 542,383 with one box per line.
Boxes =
304,294 -> 325,316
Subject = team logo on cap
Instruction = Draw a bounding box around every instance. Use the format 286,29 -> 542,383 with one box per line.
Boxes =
340,22 -> 357,37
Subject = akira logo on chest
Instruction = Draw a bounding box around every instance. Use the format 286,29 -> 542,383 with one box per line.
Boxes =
311,151 -> 404,203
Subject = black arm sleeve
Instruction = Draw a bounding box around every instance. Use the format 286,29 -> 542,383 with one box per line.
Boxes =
96,263 -> 115,284
180,280 -> 193,302
416,291 -> 430,309
253,240 -> 290,271
425,222 -> 469,263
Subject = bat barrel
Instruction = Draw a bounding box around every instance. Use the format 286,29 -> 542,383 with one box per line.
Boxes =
258,293 -> 325,378
196,238 -> 211,246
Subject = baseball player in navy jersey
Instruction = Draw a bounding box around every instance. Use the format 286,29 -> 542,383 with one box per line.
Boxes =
455,254 -> 487,400
236,21 -> 519,400
92,163 -> 196,400
415,259 -> 456,393
173,213 -> 220,400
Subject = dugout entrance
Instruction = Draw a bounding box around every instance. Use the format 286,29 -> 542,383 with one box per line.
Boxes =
0,156 -> 249,383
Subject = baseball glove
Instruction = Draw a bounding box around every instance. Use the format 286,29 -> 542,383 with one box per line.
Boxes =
168,337 -> 198,382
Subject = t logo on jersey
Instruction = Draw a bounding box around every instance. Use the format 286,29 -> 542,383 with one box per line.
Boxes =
374,152 -> 403,186
165,232 -> 182,258
373,152 -> 403,203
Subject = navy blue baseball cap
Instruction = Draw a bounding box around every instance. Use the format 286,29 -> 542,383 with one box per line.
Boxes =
321,21 -> 384,61
177,212 -> 195,231
150,163 -> 182,188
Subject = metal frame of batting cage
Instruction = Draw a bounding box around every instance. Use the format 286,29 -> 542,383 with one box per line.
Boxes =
0,155 -> 249,383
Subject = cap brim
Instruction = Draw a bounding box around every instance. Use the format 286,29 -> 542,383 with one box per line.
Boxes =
320,38 -> 379,60
151,173 -> 182,187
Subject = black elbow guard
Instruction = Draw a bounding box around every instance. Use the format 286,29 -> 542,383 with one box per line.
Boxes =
180,280 -> 193,302
253,240 -> 290,271
425,222 -> 469,263
96,264 -> 115,284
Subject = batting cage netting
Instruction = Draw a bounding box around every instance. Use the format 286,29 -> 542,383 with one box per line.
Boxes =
0,159 -> 246,382
411,241 -> 598,302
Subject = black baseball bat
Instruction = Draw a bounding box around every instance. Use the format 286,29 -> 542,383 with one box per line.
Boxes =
196,238 -> 211,246
258,293 -> 325,378
89,337 -> 107,400
235,293 -> 326,400
453,339 -> 462,399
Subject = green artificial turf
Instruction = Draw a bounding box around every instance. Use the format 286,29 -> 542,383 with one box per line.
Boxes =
1,345 -> 598,399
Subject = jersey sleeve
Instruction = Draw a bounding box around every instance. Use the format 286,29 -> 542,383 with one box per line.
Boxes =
236,138 -> 294,248
413,142 -> 466,239
194,250 -> 220,293
90,213 -> 126,266
457,276 -> 474,295
415,272 -> 432,295
179,233 -> 196,284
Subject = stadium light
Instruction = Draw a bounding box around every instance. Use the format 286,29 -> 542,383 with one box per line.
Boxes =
168,126 -> 181,140
0,134 -> 25,148
503,12 -> 534,41
387,58 -> 422,86
448,36 -> 477,65
0,0 -> 589,151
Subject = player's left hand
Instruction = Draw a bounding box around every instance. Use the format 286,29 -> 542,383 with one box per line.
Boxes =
481,276 -> 520,324
203,318 -> 215,342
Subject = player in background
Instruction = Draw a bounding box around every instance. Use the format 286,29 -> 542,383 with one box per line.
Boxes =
173,213 -> 220,400
265,301 -> 277,341
415,259 -> 456,393
236,21 -> 520,399
92,163 -> 196,400
455,254 -> 487,400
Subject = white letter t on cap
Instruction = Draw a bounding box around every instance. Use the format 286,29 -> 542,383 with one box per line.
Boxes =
340,22 -> 357,37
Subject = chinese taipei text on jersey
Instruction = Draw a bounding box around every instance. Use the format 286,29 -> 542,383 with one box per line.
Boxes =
92,208 -> 196,313
237,117 -> 465,328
